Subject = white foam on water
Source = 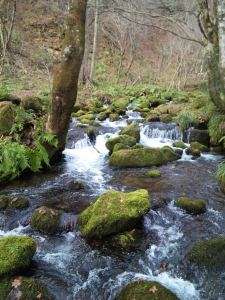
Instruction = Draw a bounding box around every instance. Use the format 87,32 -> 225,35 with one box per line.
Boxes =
0,224 -> 30,239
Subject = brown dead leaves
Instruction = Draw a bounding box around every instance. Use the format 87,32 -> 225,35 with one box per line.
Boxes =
39,207 -> 47,215
119,195 -> 125,203
12,277 -> 23,289
149,286 -> 158,293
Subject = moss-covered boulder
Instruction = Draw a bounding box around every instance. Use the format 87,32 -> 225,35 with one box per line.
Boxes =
80,119 -> 100,126
73,103 -> 83,113
113,98 -> 129,109
132,144 -> 144,149
190,142 -> 209,152
189,129 -> 210,147
77,189 -> 150,238
109,147 -> 179,168
97,112 -> 107,121
72,109 -> 85,117
176,197 -> 206,214
186,147 -> 201,157
133,106 -> 142,112
186,236 -> 225,267
105,105 -> 116,116
31,207 -> 62,234
0,236 -> 37,277
0,195 -> 29,210
139,102 -> 151,109
116,108 -> 126,115
1,277 -> 52,300
77,114 -> 95,121
110,229 -> 141,249
116,280 -> 180,300
119,122 -> 140,143
0,101 -> 16,136
145,114 -> 159,122
174,149 -> 183,156
113,143 -> 130,153
105,135 -> 137,151
21,96 -> 44,113
155,104 -> 168,115
172,141 -> 187,149
109,113 -> 120,122
144,170 -> 161,178
159,114 -> 172,123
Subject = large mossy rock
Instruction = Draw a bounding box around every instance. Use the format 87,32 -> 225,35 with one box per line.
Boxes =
145,114 -> 159,122
77,114 -> 95,121
176,197 -> 206,214
113,143 -> 130,153
97,112 -> 107,121
113,98 -> 129,109
186,236 -> 225,267
105,135 -> 137,151
189,129 -> 210,147
190,141 -> 209,152
77,189 -> 150,238
0,236 -> 37,277
109,147 -> 179,168
186,147 -> 201,157
116,280 -> 180,300
159,113 -> 172,123
21,96 -> 44,113
0,101 -> 16,136
119,122 -> 140,142
0,195 -> 29,210
109,113 -> 120,122
31,207 -> 62,234
172,141 -> 187,149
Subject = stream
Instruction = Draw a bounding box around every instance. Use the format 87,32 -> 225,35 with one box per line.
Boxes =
1,105 -> 225,300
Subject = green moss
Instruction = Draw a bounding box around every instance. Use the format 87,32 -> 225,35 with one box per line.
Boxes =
119,123 -> 140,143
76,123 -> 87,128
172,141 -> 187,149
186,147 -> 201,157
80,119 -> 100,126
190,142 -> 209,152
109,113 -> 120,122
145,114 -> 159,122
110,229 -> 141,249
77,189 -> 150,238
77,114 -> 95,121
21,96 -> 44,113
20,278 -> 52,300
159,114 -> 172,123
109,147 -> 179,168
113,98 -> 129,109
0,277 -> 11,300
133,106 -> 142,112
145,170 -> 161,178
132,144 -> 144,149
116,108 -> 126,115
0,195 -> 29,210
139,102 -> 151,109
73,110 -> 85,117
105,105 -> 116,116
97,112 -> 107,121
113,143 -> 130,153
116,280 -> 180,300
0,236 -> 37,277
105,135 -> 137,151
0,102 -> 16,136
31,207 -> 62,234
176,197 -> 206,214
186,236 -> 225,267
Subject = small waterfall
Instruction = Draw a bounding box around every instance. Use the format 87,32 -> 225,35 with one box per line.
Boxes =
141,124 -> 181,141
74,135 -> 91,149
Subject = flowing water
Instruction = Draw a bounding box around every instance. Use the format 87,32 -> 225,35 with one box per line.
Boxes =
1,107 -> 225,300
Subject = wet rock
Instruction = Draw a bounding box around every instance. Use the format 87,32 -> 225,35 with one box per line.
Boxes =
132,144 -> 144,149
0,195 -> 29,210
176,197 -> 206,214
113,98 -> 129,110
186,147 -> 201,157
84,127 -> 99,143
145,114 -> 159,122
66,128 -> 85,149
77,189 -> 150,238
113,143 -> 130,153
4,277 -> 53,300
80,119 -> 100,126
119,122 -> 140,143
186,236 -> 225,267
116,108 -> 126,115
189,129 -> 210,147
174,149 -> 183,156
73,103 -> 83,113
65,180 -> 85,191
116,280 -> 180,300
72,110 -> 85,117
105,135 -> 137,151
0,236 -> 37,277
172,141 -> 187,149
31,207 -> 62,234
109,147 -> 179,168
144,170 -> 161,178
109,113 -> 120,122
159,114 -> 172,123
105,105 -> 116,116
190,141 -> 209,152
77,114 -> 95,121
0,101 -> 16,136
97,112 -> 107,121
150,196 -> 172,210
110,229 -> 141,250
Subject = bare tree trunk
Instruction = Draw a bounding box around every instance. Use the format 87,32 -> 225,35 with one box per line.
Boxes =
217,0 -> 225,97
116,50 -> 124,84
45,0 -> 87,161
79,4 -> 89,85
89,0 -> 99,83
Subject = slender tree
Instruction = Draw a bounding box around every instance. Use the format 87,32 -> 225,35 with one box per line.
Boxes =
45,0 -> 87,161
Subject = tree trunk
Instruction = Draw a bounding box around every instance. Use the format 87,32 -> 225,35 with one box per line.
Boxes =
217,0 -> 225,98
79,4 -> 89,85
45,0 -> 87,161
89,0 -> 99,83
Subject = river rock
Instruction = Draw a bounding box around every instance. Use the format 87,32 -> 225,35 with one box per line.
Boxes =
105,105 -> 116,116
186,236 -> 225,267
189,129 -> 210,146
113,143 -> 130,153
144,170 -> 161,178
150,196 -> 172,210
109,147 -> 179,168
65,180 -> 85,191
0,236 -> 37,277
113,98 -> 129,109
77,189 -> 150,238
159,114 -> 172,123
0,195 -> 29,210
105,135 -> 137,151
77,114 -> 95,121
21,96 -> 44,114
119,122 -> 140,143
72,110 -> 85,117
190,141 -> 209,152
186,147 -> 201,157
66,127 -> 85,149
110,229 -> 141,250
97,112 -> 107,121
109,113 -> 120,122
145,114 -> 159,122
172,141 -> 187,149
176,197 -> 206,214
0,101 -> 16,136
31,207 -> 62,234
116,280 -> 180,300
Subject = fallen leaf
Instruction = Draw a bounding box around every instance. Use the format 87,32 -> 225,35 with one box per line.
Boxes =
120,199 -> 123,203
137,278 -> 142,283
122,207 -> 127,210
15,291 -> 22,299
104,213 -> 107,217
149,286 -> 158,293
50,210 -> 56,216
12,278 -> 23,288
160,261 -> 169,272
209,254 -> 212,257
37,293 -> 42,299
39,207 -> 47,215
119,195 -> 125,201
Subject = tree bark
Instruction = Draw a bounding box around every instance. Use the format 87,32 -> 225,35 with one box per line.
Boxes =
45,0 -> 87,161
79,4 -> 89,85
217,0 -> 225,98
89,0 -> 99,83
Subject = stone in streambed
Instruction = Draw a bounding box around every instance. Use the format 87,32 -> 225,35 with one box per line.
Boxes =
186,236 -> 225,267
119,122 -> 140,143
0,195 -> 29,210
105,135 -> 136,151
186,147 -> 201,157
176,197 -> 206,214
116,280 -> 180,300
110,229 -> 141,249
77,189 -> 150,238
144,170 -> 161,178
172,141 -> 187,149
190,141 -> 209,152
0,236 -> 37,277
